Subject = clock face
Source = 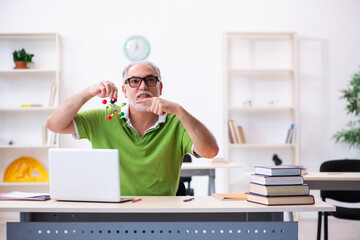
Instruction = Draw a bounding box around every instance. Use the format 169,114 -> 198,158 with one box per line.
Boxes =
124,36 -> 150,61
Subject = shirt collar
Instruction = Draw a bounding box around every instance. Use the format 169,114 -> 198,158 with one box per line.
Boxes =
121,103 -> 167,133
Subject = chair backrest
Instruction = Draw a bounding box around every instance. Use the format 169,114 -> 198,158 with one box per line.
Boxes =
320,159 -> 360,203
176,180 -> 186,196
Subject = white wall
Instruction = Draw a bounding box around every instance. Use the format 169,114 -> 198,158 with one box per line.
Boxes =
1,0 -> 360,196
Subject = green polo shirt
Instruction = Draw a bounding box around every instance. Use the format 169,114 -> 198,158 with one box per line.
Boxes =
73,103 -> 193,196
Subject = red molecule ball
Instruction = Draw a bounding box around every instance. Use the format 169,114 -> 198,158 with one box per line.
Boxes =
107,115 -> 112,120
102,99 -> 107,104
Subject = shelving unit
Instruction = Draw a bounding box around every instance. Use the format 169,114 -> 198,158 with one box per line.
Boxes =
223,32 -> 299,193
0,33 -> 60,193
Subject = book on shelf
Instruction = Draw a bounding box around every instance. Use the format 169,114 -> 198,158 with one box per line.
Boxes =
212,193 -> 247,201
0,191 -> 50,201
42,126 -> 47,145
285,124 -> 296,144
251,174 -> 304,185
228,120 -> 245,144
46,129 -> 57,146
228,124 -> 234,144
48,82 -> 56,107
246,192 -> 315,206
254,165 -> 302,176
238,126 -> 246,143
228,120 -> 239,144
249,182 -> 310,196
21,104 -> 43,108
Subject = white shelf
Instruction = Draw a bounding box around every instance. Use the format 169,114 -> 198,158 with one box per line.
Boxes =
226,32 -> 296,37
228,106 -> 294,112
0,69 -> 57,73
0,107 -> 56,112
228,144 -> 296,148
0,145 -> 56,149
0,33 -> 58,37
0,33 -> 60,195
0,182 -> 49,187
228,69 -> 293,75
223,32 -> 299,193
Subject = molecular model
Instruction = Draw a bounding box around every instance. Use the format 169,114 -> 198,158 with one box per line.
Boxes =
102,98 -> 124,120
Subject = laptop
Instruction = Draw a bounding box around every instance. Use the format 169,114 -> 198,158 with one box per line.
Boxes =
49,148 -> 133,203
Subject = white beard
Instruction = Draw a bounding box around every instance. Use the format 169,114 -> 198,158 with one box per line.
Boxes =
127,90 -> 155,112
128,98 -> 150,112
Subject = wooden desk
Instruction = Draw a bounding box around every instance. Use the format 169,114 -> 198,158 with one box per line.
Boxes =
180,161 -> 241,195
1,196 -> 334,240
303,172 -> 360,190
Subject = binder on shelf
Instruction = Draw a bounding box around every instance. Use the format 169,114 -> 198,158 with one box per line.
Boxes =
48,82 -> 56,107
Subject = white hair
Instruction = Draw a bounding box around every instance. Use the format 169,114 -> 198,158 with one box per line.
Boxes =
122,61 -> 161,84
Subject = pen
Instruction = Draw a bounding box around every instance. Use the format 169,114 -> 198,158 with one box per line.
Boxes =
132,198 -> 142,203
183,197 -> 194,202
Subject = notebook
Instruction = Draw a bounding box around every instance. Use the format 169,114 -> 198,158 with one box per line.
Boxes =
49,148 -> 133,203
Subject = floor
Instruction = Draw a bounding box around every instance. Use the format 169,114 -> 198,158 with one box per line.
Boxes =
1,218 -> 360,240
299,218 -> 360,240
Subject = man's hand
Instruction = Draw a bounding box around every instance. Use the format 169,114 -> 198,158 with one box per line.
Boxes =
89,81 -> 118,99
136,97 -> 180,116
136,97 -> 219,158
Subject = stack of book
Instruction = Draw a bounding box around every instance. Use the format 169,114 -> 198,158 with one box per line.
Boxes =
247,165 -> 314,206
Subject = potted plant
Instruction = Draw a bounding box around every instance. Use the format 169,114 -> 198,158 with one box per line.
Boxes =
12,48 -> 34,69
334,67 -> 360,149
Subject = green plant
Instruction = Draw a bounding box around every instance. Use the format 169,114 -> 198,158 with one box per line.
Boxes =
12,48 -> 34,62
334,67 -> 360,149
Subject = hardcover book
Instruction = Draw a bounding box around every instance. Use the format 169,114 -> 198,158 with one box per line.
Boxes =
246,193 -> 315,206
212,193 -> 247,201
254,165 -> 302,176
249,182 -> 309,196
251,174 -> 304,185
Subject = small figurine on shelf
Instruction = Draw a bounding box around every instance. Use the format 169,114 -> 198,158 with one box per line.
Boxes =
268,99 -> 279,107
12,48 -> 34,69
102,98 -> 124,120
272,154 -> 283,166
243,100 -> 252,108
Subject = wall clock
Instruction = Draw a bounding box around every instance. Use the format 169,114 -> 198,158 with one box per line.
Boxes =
123,35 -> 150,61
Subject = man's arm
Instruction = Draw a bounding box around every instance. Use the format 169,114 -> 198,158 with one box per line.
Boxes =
46,81 -> 118,134
136,97 -> 219,158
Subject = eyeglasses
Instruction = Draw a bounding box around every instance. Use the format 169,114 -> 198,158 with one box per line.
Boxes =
125,75 -> 160,88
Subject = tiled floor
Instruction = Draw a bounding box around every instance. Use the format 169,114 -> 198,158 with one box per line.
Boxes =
1,218 -> 360,240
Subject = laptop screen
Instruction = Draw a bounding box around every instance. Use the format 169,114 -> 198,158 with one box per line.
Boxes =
49,148 -> 129,202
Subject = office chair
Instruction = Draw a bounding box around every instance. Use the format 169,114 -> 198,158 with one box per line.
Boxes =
176,154 -> 194,196
317,159 -> 360,240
